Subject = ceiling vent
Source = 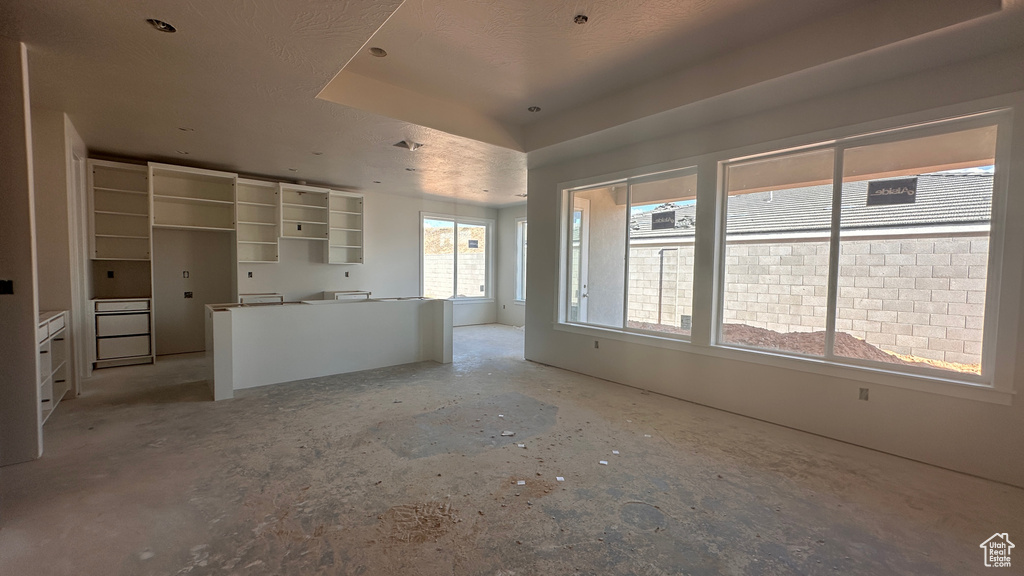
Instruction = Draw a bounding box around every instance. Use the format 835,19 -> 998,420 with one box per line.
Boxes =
393,140 -> 424,151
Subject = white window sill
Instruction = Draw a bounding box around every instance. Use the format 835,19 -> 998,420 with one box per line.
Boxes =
552,322 -> 1013,405
514,300 -> 526,306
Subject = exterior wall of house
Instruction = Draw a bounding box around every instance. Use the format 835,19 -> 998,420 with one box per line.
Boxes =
626,232 -> 988,366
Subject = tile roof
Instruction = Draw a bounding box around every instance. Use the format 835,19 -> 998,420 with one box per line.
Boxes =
629,174 -> 992,239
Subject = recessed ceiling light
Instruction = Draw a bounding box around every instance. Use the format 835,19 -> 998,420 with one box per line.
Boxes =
369,47 -> 388,57
288,168 -> 298,172
483,189 -> 489,192
312,152 -> 323,156
527,106 -> 541,113
574,14 -> 588,25
373,181 -> 381,184
146,18 -> 176,33
176,150 -> 189,155
178,127 -> 194,132
405,168 -> 416,172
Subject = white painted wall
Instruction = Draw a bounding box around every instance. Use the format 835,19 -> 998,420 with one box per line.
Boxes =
237,191 -> 497,326
496,204 -> 526,326
153,229 -> 234,355
526,49 -> 1024,487
0,39 -> 41,466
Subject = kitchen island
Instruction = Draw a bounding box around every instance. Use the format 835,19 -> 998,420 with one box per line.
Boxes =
205,297 -> 452,400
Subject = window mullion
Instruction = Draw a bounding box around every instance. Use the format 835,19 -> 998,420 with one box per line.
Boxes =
622,182 -> 632,330
824,148 -> 845,359
452,220 -> 459,298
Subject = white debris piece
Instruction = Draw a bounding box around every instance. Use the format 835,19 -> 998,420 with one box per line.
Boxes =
517,480 -> 526,486
517,443 -> 526,448
644,434 -> 652,438
498,414 -> 504,418
556,477 -> 565,482
501,431 -> 515,437
599,460 -> 608,465
612,450 -> 619,455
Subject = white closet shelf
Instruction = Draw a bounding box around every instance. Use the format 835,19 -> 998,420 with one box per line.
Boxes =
237,200 -> 277,207
152,223 -> 234,232
95,234 -> 149,239
329,245 -> 363,249
153,194 -> 235,205
238,240 -> 278,245
282,219 -> 327,224
330,210 -> 362,215
237,221 -> 278,226
92,257 -> 150,262
95,210 -> 148,217
283,202 -> 327,209
93,186 -> 148,195
330,227 -> 361,232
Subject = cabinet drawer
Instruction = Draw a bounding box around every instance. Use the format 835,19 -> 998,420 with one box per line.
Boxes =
96,313 -> 150,337
97,335 -> 151,360
95,300 -> 149,312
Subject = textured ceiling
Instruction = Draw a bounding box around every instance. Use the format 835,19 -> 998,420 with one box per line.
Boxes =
1,0 -> 1021,208
320,0 -> 1007,152
0,0 -> 528,206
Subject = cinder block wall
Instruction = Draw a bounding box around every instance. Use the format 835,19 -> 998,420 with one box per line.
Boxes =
627,233 -> 987,365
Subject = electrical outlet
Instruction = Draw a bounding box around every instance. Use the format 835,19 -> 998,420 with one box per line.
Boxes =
107,270 -> 114,279
248,271 -> 253,278
594,340 -> 599,349
0,280 -> 12,294
859,388 -> 869,401
345,271 -> 349,278
184,291 -> 193,299
183,271 -> 190,279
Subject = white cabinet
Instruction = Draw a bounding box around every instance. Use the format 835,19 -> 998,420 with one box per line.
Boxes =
328,191 -> 364,264
280,184 -> 330,240
38,311 -> 69,425
150,163 -> 236,231
236,179 -> 280,263
93,298 -> 153,368
89,160 -> 151,261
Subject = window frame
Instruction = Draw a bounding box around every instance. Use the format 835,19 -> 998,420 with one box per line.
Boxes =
515,217 -> 527,303
714,112 -> 1007,386
419,212 -> 494,302
559,165 -> 700,340
554,104 -> 1017,404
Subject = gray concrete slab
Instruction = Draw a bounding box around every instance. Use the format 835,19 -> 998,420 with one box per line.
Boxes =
1,324 -> 1020,575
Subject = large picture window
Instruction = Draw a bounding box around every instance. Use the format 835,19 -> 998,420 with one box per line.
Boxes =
720,119 -> 1000,379
563,167 -> 698,338
559,110 -> 1011,391
421,214 -> 492,299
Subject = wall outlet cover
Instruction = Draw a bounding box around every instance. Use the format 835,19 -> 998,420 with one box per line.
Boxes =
184,291 -> 193,299
107,270 -> 114,279
0,279 -> 12,294
859,388 -> 869,401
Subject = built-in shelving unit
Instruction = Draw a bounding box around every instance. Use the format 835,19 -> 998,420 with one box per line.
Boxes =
89,160 -> 151,260
38,311 -> 69,424
280,184 -> 330,240
150,163 -> 236,231
328,191 -> 364,264
236,179 -> 280,263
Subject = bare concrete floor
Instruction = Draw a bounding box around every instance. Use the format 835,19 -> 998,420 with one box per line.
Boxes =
2,324 -> 1022,575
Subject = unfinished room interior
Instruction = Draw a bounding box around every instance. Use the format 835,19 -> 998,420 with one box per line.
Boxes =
3,0 -> 1024,574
